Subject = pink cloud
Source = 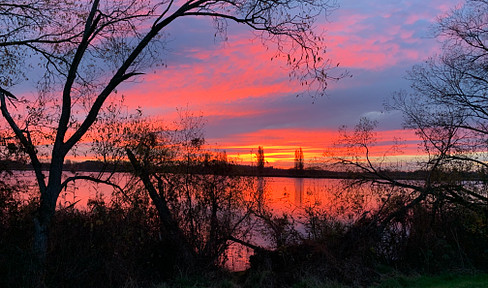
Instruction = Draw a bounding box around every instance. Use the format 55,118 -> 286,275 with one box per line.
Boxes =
318,0 -> 462,70
120,37 -> 302,112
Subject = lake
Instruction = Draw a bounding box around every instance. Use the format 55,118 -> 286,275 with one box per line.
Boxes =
16,171 -> 381,271
47,173 -> 378,216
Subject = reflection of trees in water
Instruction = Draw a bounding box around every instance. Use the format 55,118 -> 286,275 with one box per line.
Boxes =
294,178 -> 304,206
19,173 -> 451,273
55,175 -> 385,226
256,177 -> 265,212
47,173 -> 405,270
255,178 -> 369,218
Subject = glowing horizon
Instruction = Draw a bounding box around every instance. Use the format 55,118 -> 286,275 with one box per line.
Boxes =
206,128 -> 422,169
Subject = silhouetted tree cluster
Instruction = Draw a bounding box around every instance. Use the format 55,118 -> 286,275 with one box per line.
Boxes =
90,109 -> 258,269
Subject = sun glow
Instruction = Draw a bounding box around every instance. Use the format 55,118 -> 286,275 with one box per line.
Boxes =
209,128 -> 421,169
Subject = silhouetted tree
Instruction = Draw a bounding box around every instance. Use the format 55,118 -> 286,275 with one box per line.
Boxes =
332,118 -> 430,229
389,0 -> 488,209
0,0 -> 342,276
333,117 -> 488,271
294,147 -> 304,170
333,0 -> 488,233
336,0 -> 488,215
120,113 -> 257,268
256,146 -> 265,174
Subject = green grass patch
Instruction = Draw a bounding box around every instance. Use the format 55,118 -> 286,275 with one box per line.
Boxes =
375,273 -> 488,288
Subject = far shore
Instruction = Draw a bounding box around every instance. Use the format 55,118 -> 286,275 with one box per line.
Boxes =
4,159 -> 480,181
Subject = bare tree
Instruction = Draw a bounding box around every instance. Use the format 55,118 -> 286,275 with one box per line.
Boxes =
325,2 -> 488,238
332,118 -> 433,230
390,0 -> 488,209
0,0 -> 341,272
101,111 -> 258,268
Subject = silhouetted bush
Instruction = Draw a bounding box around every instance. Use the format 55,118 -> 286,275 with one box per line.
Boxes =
391,204 -> 488,272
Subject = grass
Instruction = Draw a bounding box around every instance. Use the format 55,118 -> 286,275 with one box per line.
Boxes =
375,272 -> 488,288
288,273 -> 488,288
91,270 -> 488,288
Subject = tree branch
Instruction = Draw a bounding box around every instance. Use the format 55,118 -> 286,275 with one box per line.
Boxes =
0,88 -> 46,193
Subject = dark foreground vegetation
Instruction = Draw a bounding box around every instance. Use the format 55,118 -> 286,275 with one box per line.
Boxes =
1,170 -> 488,287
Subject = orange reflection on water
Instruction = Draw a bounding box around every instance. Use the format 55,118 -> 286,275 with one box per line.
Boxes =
226,177 -> 380,271
50,172 -> 382,272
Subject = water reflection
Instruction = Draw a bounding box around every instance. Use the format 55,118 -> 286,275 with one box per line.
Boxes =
256,177 -> 265,212
19,172 -> 377,271
224,177 -> 372,271
294,178 -> 304,206
17,172 -> 363,216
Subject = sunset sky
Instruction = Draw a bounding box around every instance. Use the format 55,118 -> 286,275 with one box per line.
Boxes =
104,0 -> 462,167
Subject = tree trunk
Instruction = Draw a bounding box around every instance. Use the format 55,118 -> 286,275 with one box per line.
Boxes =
32,191 -> 56,286
126,149 -> 196,268
32,160 -> 63,284
33,212 -> 50,266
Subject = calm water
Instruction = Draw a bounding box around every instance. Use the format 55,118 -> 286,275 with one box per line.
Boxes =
13,172 -> 376,215
16,172 -> 380,271
225,177 -> 380,271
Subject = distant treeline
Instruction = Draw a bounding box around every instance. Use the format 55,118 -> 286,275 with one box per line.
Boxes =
3,159 -> 483,180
